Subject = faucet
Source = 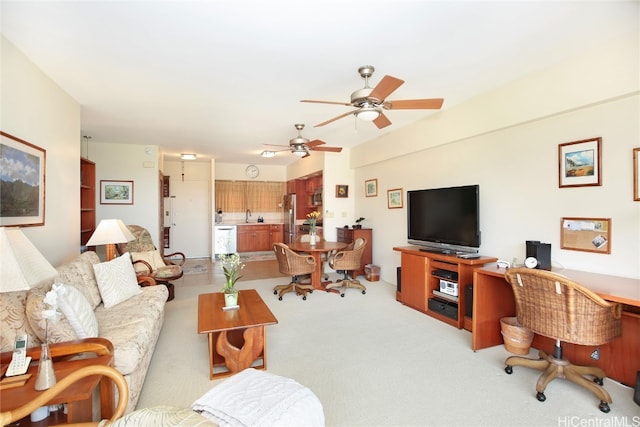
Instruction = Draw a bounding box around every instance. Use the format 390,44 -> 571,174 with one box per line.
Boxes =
246,209 -> 252,223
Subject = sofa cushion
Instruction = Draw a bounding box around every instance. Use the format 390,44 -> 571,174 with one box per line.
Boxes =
55,284 -> 99,339
26,284 -> 78,343
130,250 -> 165,275
93,253 -> 141,309
94,285 -> 168,375
56,251 -> 103,309
0,290 -> 42,352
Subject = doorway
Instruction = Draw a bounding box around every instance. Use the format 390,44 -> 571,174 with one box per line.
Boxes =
167,179 -> 211,258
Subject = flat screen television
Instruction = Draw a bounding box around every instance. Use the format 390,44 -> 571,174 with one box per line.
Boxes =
407,184 -> 480,254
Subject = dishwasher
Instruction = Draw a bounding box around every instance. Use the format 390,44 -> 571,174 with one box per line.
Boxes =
214,224 -> 237,259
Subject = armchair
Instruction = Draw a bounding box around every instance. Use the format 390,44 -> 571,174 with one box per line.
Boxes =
116,225 -> 186,301
326,238 -> 367,297
272,243 -> 316,300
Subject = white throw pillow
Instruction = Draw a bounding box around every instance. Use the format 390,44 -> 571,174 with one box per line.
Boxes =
130,250 -> 165,274
54,283 -> 99,339
94,253 -> 142,309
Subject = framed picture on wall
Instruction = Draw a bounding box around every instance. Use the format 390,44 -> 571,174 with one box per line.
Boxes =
0,131 -> 46,226
634,147 -> 639,201
365,179 -> 378,197
387,188 -> 403,209
558,137 -> 602,188
336,185 -> 349,198
100,180 -> 134,205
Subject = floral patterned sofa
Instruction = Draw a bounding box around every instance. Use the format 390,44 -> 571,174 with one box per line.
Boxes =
0,251 -> 168,413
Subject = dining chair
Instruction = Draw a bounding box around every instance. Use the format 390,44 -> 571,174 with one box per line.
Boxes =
272,243 -> 316,301
326,237 -> 367,297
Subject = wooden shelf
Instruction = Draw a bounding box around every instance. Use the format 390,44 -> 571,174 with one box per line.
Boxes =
80,158 -> 96,247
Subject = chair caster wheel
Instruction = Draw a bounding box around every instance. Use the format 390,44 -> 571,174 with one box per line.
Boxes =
594,377 -> 604,386
273,290 -> 278,295
340,293 -> 345,297
362,290 -> 366,295
505,366 -> 513,374
302,296 -> 307,300
278,296 -> 283,301
536,392 -> 546,402
598,401 -> 610,413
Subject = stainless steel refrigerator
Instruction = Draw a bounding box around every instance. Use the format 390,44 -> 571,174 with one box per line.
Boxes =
283,194 -> 296,244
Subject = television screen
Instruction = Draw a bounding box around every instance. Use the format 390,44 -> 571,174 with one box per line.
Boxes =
407,185 -> 480,252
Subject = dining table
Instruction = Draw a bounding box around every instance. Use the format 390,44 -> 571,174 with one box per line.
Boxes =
287,240 -> 348,291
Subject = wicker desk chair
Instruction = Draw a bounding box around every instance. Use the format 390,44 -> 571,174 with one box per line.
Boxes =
272,243 -> 316,301
326,237 -> 367,297
503,268 -> 622,413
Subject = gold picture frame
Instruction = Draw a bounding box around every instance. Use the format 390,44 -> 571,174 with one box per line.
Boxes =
336,184 -> 348,198
560,217 -> 611,254
365,179 -> 378,197
387,188 -> 403,209
0,131 -> 46,226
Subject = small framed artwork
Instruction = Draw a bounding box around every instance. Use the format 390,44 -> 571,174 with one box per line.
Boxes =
0,131 -> 46,226
387,188 -> 403,209
100,180 -> 134,205
634,147 -> 639,201
365,179 -> 378,197
558,137 -> 602,188
336,185 -> 349,198
560,217 -> 611,254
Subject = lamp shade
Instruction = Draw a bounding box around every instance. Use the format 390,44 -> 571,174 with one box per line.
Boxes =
355,107 -> 381,121
86,219 -> 135,246
0,227 -> 57,292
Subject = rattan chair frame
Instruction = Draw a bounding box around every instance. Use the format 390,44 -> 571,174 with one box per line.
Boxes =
503,267 -> 622,412
327,238 -> 367,297
272,243 -> 316,300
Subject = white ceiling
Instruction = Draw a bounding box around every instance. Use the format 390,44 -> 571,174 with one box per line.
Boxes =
1,1 -> 637,165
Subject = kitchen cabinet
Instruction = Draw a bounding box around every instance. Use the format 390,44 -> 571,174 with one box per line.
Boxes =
237,224 -> 271,252
269,224 -> 283,246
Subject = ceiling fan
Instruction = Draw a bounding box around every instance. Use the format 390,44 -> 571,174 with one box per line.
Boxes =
263,124 -> 343,158
301,65 -> 444,129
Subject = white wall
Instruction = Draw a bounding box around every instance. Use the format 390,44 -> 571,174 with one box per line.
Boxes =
1,36 -> 81,266
90,142 -> 161,245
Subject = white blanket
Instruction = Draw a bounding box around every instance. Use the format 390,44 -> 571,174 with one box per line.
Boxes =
191,368 -> 325,427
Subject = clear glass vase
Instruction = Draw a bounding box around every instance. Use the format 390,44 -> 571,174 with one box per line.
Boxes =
35,342 -> 56,390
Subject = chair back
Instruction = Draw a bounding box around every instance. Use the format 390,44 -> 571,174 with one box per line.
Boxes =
273,243 -> 316,276
330,238 -> 366,271
116,225 -> 156,254
504,268 -> 622,346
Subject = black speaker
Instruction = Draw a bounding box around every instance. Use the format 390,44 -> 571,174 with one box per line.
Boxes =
525,240 -> 552,271
396,267 -> 402,292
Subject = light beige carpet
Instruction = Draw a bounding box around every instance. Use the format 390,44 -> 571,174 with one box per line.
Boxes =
137,275 -> 638,426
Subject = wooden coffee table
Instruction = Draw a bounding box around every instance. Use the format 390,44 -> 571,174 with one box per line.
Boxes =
197,289 -> 278,379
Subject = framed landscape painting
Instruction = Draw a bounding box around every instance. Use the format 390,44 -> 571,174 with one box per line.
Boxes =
100,180 -> 134,204
0,131 -> 46,226
558,137 -> 602,188
387,188 -> 403,209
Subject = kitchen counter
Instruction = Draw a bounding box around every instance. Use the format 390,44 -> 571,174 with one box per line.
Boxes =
217,221 -> 284,226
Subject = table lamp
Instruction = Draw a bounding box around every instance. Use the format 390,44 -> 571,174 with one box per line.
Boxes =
86,219 -> 135,261
0,227 -> 57,292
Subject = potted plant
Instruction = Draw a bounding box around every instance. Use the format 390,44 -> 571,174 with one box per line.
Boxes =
353,217 -> 365,229
219,252 -> 244,307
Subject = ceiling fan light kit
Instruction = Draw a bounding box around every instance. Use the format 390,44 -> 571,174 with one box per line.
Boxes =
301,65 -> 444,130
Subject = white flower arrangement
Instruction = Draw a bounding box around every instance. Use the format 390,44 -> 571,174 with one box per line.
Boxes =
42,285 -> 62,342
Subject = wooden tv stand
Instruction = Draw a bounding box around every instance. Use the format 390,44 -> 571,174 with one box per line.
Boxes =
393,246 -> 497,330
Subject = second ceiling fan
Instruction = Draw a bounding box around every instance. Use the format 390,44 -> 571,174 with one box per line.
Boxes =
264,124 -> 343,158
302,65 -> 444,129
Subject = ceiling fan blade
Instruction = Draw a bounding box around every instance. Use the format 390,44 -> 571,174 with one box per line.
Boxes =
383,98 -> 444,110
314,110 -> 357,127
311,146 -> 343,152
306,139 -> 327,147
301,99 -> 352,106
263,143 -> 292,148
373,112 -> 392,129
369,75 -> 404,101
